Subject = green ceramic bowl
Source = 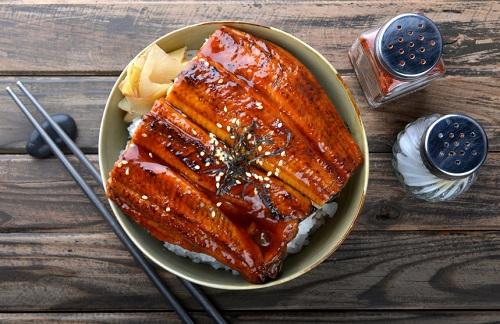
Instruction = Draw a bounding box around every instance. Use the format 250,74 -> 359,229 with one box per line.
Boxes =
99,21 -> 369,290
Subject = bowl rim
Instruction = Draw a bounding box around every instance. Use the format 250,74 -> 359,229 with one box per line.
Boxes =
99,21 -> 369,290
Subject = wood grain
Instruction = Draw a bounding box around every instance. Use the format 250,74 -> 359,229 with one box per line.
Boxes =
2,311 -> 500,323
0,1 -> 499,320
0,77 -> 112,154
0,153 -> 498,233
0,155 -> 105,233
0,2 -> 497,75
1,74 -> 498,154
1,231 -> 500,311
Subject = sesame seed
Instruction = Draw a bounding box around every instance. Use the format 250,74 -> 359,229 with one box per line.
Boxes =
215,175 -> 221,182
142,133 -> 148,137
267,171 -> 272,176
247,134 -> 252,140
141,195 -> 148,200
205,162 -> 210,167
264,151 -> 271,156
223,106 -> 228,112
117,161 -> 123,168
278,160 -> 284,166
192,130 -> 197,135
264,177 -> 270,181
245,172 -> 252,177
218,79 -> 224,84
218,172 -> 224,177
166,207 -> 171,212
236,119 -> 240,126
216,123 -> 223,128
209,132 -> 215,138
148,152 -> 153,158
265,183 -> 271,188
226,125 -> 231,132
253,173 -> 259,180
216,202 -> 222,207
200,151 -> 205,156
211,210 -> 216,217
230,135 -> 235,139
281,151 -> 286,157
277,122 -> 283,128
125,167 -> 130,175
216,182 -> 220,189
258,146 -> 263,152
204,60 -> 209,67
194,165 -> 201,170
121,160 -> 128,165
235,179 -> 241,184
254,188 -> 258,195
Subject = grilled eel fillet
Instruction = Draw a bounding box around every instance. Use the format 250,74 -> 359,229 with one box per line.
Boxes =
167,26 -> 363,205
135,99 -> 313,222
108,144 -> 295,283
108,27 -> 362,283
107,100 -> 313,283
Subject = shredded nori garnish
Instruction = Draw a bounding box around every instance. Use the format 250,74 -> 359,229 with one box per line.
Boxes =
206,120 -> 292,219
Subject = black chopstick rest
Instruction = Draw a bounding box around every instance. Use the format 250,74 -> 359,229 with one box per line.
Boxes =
26,113 -> 77,158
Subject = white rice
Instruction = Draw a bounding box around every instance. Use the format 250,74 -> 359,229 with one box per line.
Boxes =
286,201 -> 337,254
163,242 -> 239,275
125,118 -> 338,275
128,117 -> 143,137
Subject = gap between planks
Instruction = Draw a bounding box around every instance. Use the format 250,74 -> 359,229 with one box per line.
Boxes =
0,153 -> 498,233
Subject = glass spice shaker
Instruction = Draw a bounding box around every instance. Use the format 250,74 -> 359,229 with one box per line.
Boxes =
349,13 -> 445,108
393,114 -> 488,202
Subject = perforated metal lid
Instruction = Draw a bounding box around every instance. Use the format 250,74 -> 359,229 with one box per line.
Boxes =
376,13 -> 443,79
421,114 -> 488,179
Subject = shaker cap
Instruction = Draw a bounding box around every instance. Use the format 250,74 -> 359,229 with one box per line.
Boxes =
422,114 -> 488,179
376,13 -> 443,79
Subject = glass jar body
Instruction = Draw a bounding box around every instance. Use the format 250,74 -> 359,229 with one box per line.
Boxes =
392,115 -> 478,202
349,28 -> 445,108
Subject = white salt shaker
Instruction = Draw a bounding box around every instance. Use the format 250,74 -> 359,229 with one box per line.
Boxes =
393,114 -> 488,202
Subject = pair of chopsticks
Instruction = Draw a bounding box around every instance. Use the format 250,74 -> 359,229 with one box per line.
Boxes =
6,81 -> 226,324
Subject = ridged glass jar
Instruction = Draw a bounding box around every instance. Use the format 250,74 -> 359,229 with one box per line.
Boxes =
392,114 -> 487,202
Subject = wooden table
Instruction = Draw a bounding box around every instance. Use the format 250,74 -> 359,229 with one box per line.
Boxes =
0,1 -> 498,323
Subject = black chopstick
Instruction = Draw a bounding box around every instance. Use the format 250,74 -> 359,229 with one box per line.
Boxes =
6,87 -> 194,324
13,81 -> 227,324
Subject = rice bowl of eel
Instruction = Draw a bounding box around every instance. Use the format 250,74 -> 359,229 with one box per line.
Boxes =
99,22 -> 369,289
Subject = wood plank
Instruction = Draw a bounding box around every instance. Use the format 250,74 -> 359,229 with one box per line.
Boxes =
0,153 -> 498,233
351,75 -> 499,153
359,152 -> 500,230
2,311 -> 500,323
0,155 -> 106,233
0,2 -> 497,75
0,77 -> 112,154
1,75 -> 498,154
1,231 -> 500,311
